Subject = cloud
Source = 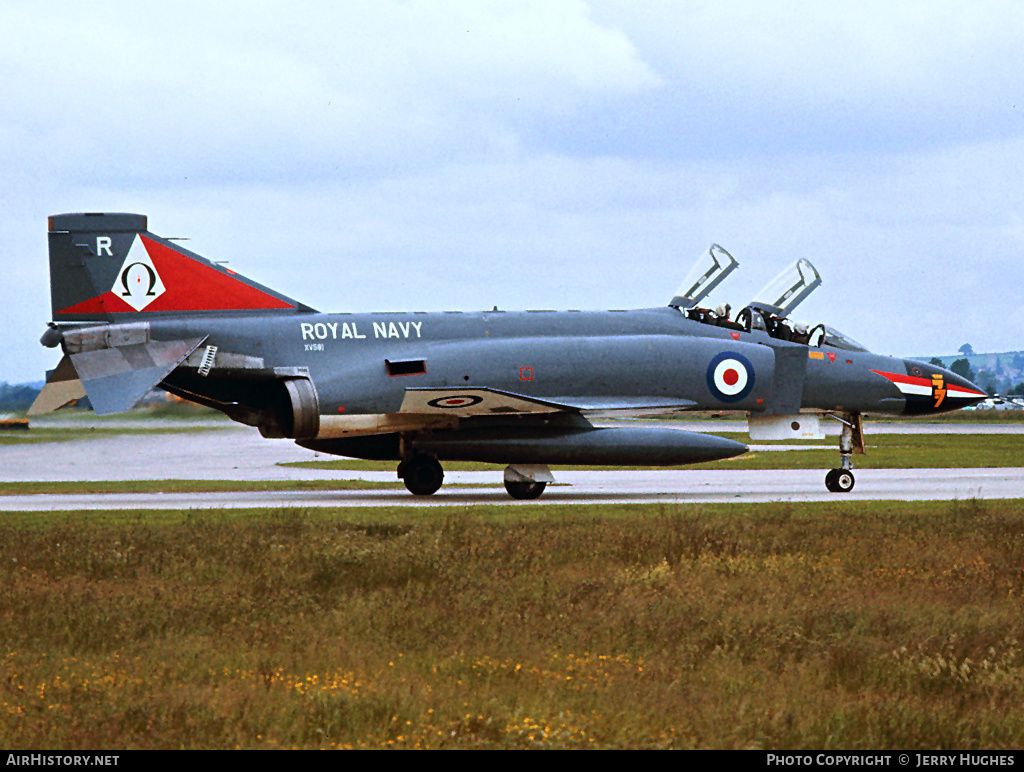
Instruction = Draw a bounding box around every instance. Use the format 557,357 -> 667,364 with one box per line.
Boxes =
2,0 -> 1024,385
0,0 -> 662,187
576,1 -> 1024,158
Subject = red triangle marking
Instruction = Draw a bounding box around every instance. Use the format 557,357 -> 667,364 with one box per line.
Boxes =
57,291 -> 136,316
141,236 -> 294,311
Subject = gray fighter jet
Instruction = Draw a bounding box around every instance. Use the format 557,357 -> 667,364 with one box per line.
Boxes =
30,213 -> 987,498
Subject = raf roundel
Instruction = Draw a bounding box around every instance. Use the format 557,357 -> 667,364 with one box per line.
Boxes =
706,352 -> 755,403
427,394 -> 484,409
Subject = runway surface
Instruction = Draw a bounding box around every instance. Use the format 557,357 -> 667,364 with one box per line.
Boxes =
2,419 -> 1022,511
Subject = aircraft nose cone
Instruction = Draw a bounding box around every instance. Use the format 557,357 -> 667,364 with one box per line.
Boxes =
899,358 -> 988,415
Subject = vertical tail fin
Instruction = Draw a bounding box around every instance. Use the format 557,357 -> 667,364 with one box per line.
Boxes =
48,212 -> 311,322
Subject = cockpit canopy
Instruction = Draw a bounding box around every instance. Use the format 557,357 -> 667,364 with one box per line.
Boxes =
674,250 -> 869,352
808,325 -> 868,352
669,244 -> 739,309
733,308 -> 868,351
747,258 -> 821,318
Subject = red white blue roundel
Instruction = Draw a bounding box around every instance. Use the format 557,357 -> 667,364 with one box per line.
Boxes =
427,394 -> 484,409
706,352 -> 755,403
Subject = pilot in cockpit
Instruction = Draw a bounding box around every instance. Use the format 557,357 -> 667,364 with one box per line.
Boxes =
715,304 -> 744,332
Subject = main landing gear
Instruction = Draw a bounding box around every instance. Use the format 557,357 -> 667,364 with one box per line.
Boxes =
398,454 -> 444,496
502,464 -> 554,500
824,412 -> 864,493
504,479 -> 547,500
398,455 -> 554,499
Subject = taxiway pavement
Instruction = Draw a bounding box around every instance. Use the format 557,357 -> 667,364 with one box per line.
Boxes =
2,419 -> 1022,511
2,468 -> 1023,512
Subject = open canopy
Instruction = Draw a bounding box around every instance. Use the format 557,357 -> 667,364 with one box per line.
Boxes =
669,244 -> 739,309
747,258 -> 822,318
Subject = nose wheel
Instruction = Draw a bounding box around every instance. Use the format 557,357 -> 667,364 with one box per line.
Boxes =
825,468 -> 855,493
824,412 -> 863,494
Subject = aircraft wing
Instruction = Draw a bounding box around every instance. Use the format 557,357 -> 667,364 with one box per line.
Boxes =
399,387 -> 696,417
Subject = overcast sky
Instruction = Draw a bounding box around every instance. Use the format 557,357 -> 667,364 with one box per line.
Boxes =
2,0 -> 1022,384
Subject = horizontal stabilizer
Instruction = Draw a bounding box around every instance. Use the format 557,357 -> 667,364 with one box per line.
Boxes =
400,387 -> 696,417
70,338 -> 206,415
27,356 -> 86,416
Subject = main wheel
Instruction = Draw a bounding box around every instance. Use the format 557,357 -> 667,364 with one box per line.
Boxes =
401,455 -> 444,496
825,468 -> 855,493
503,479 -> 547,500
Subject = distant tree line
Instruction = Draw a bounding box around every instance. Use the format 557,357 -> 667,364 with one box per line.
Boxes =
0,382 -> 42,411
931,347 -> 1024,397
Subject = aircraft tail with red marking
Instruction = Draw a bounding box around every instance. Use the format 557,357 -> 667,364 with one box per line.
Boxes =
47,212 -> 311,322
31,213 -> 314,416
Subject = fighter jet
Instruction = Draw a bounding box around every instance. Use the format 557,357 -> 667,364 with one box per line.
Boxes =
30,213 -> 987,498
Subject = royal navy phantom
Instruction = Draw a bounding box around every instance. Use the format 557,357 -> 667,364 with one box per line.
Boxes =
30,213 -> 988,498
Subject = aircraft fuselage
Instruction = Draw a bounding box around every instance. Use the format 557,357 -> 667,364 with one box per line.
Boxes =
144,305 -> 972,423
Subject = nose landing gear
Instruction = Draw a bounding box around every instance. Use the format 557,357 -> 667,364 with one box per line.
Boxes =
825,412 -> 863,493
825,467 -> 856,493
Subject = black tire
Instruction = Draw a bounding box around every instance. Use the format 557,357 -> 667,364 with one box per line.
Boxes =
503,479 -> 547,500
825,468 -> 855,493
402,455 -> 444,496
834,469 -> 855,492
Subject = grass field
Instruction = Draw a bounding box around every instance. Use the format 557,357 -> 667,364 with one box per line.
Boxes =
3,500 -> 1024,749
3,413 -> 1023,748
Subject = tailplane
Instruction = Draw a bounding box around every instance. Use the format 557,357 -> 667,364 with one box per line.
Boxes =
48,212 -> 312,322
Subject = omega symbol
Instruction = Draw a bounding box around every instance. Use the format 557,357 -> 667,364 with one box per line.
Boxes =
120,262 -> 159,298
111,234 -> 166,311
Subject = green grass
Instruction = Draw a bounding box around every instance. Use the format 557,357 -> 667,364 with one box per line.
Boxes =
869,410 -> 1024,424
0,425 -> 236,446
0,479 -> 400,496
3,501 -> 1024,749
704,432 -> 1024,470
